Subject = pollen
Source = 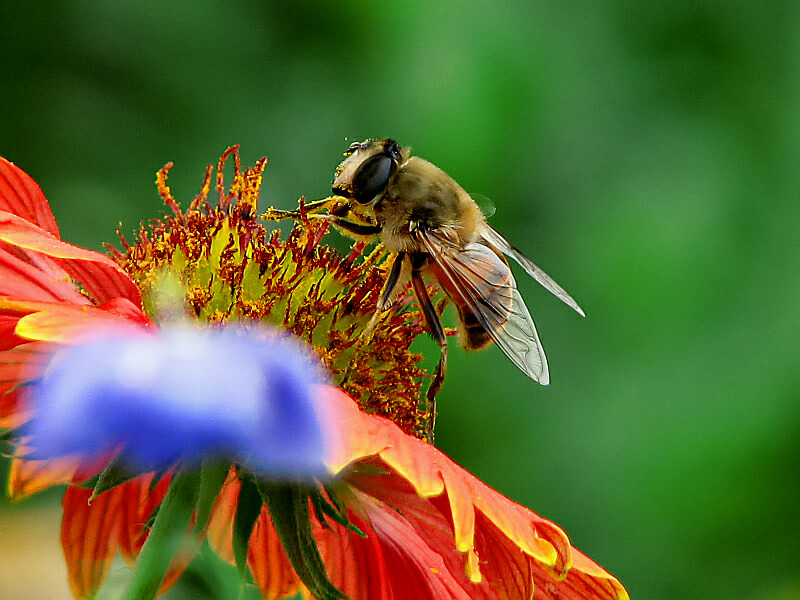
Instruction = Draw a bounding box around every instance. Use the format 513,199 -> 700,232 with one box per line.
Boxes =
112,146 -> 431,438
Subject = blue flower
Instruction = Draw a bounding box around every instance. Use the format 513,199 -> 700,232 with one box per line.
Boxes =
25,326 -> 327,477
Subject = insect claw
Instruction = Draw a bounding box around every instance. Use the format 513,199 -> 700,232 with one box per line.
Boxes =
361,309 -> 383,343
261,207 -> 300,221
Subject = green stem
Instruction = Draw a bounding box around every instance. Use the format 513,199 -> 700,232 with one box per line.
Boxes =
123,465 -> 200,600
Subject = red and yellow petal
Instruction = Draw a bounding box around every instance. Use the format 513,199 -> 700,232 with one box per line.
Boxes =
0,210 -> 141,305
339,468 -> 514,599
8,456 -> 82,501
0,341 -> 51,427
62,485 -> 124,600
0,297 -> 150,349
531,549 -> 628,600
60,474 -> 200,600
0,156 -> 60,236
324,387 -> 566,569
0,244 -> 88,305
0,157 -> 143,333
8,450 -> 113,502
207,471 -> 303,599
334,487 -> 482,600
318,386 -> 628,600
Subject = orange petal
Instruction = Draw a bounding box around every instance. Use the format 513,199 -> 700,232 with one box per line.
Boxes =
7,449 -> 112,501
60,474 -> 201,600
205,470 -> 303,599
8,456 -> 79,501
116,474 -> 198,595
206,470 -> 239,563
319,386 -> 628,599
0,341 -> 51,427
322,386 -> 566,567
542,549 -> 630,600
327,487 -> 479,600
61,485 -> 123,600
0,156 -> 60,236
248,506 -> 304,599
0,244 -> 87,304
117,474 -> 173,562
0,210 -> 141,305
0,297 -> 148,345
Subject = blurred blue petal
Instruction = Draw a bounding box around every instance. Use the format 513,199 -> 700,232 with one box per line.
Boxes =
26,327 -> 327,477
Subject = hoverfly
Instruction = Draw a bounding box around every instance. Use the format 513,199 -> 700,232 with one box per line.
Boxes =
268,139 -> 584,430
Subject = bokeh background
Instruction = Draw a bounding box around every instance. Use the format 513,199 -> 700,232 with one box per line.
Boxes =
2,2 -> 800,599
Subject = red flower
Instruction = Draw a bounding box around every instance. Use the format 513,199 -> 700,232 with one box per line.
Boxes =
0,153 -> 628,600
0,155 -> 153,498
205,386 -> 628,600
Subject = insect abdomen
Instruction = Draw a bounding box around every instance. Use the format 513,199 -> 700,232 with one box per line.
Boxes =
456,304 -> 493,350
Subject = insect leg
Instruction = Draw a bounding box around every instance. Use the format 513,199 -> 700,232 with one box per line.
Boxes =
262,196 -> 343,221
376,251 -> 406,310
410,255 -> 447,443
265,206 -> 382,236
322,217 -> 382,237
276,210 -> 383,237
362,251 -> 406,341
263,196 -> 382,237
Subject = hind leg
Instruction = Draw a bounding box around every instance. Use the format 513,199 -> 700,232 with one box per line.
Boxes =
410,256 -> 447,443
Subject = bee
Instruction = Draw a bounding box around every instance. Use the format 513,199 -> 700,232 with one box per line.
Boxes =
268,138 -> 583,429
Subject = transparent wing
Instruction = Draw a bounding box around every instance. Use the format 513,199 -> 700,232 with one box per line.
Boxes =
418,230 -> 550,384
470,194 -> 496,219
479,224 -> 585,317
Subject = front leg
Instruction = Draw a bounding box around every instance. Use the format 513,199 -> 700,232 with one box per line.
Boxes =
263,199 -> 382,238
262,196 -> 345,222
362,252 -> 407,342
322,215 -> 382,237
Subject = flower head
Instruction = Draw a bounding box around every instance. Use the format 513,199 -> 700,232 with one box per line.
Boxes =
113,148 -> 431,438
0,150 -> 628,600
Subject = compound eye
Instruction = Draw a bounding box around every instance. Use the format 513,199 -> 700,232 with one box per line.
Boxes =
352,154 -> 394,204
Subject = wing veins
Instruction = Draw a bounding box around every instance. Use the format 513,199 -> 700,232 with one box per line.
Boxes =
480,225 -> 585,317
417,229 -> 549,384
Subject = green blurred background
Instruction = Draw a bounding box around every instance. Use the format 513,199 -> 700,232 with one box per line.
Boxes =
2,2 -> 800,599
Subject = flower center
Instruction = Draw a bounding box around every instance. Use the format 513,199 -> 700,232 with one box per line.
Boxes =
111,147 -> 431,439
